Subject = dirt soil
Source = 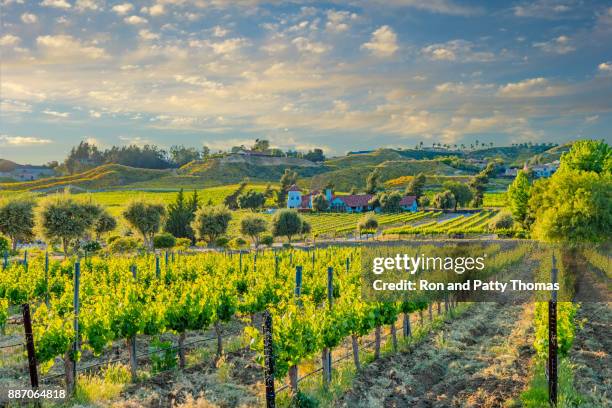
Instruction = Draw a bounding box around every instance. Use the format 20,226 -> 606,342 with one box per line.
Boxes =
570,302 -> 611,407
338,302 -> 535,408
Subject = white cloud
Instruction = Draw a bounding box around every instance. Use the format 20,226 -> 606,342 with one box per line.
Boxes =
119,135 -> 152,147
513,0 -> 573,18
325,10 -> 356,33
42,109 -> 70,118
497,77 -> 563,97
203,38 -> 248,55
36,35 -> 107,59
0,34 -> 20,46
361,25 -> 398,57
75,0 -> 101,11
21,13 -> 38,23
422,39 -> 494,62
89,110 -> 102,118
0,135 -> 52,145
0,99 -> 32,114
435,82 -> 466,94
138,29 -> 159,40
148,3 -> 165,16
112,3 -> 133,15
533,35 -> 575,54
292,37 -> 330,54
212,25 -> 229,37
40,0 -> 71,8
124,15 -> 148,25
598,61 -> 612,73
364,0 -> 481,16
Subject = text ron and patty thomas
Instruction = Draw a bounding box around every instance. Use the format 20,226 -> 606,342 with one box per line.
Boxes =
371,279 -> 560,293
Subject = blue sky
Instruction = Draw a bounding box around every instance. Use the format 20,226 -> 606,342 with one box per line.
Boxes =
1,0 -> 611,164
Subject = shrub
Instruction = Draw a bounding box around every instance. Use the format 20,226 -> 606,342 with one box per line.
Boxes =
229,237 -> 247,249
489,213 -> 514,230
260,234 -> 274,247
108,237 -> 140,254
0,235 -> 8,253
153,233 -> 176,249
107,235 -> 121,244
81,241 -> 102,253
214,236 -> 230,248
175,238 -> 191,250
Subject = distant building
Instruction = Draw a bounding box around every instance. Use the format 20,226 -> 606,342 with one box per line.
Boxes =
287,184 -> 418,213
503,167 -> 519,177
531,161 -> 559,178
0,166 -> 55,181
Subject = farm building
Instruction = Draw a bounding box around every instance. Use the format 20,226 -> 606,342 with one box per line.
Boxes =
287,185 -> 418,213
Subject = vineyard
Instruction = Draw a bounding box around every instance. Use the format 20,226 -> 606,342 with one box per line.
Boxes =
383,210 -> 497,236
0,242 -> 566,406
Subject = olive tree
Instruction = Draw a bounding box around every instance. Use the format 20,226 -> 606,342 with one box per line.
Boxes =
271,209 -> 303,243
122,200 -> 166,249
192,205 -> 232,246
40,195 -> 101,257
433,190 -> 456,210
0,198 -> 36,251
240,215 -> 268,247
94,210 -> 117,240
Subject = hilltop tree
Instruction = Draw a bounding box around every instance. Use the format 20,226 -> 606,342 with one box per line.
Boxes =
238,190 -> 266,210
252,139 -> 270,152
192,205 -> 232,246
123,200 -> 166,249
443,181 -> 473,211
365,169 -> 381,194
224,180 -> 248,210
0,198 -> 36,251
433,190 -> 456,210
304,148 -> 325,162
240,215 -> 268,247
169,145 -> 201,167
94,210 -> 117,240
40,195 -> 102,257
405,173 -> 426,198
271,209 -> 303,243
312,193 -> 329,212
507,170 -> 531,229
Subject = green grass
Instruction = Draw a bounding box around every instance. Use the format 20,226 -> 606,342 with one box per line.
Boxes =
521,359 -> 591,407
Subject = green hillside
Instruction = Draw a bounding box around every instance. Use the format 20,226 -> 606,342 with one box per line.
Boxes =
0,164 -> 169,192
528,143 -> 572,164
308,159 -> 462,191
465,145 -> 552,166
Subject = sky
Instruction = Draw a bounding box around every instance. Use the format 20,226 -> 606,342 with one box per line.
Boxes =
1,0 -> 611,164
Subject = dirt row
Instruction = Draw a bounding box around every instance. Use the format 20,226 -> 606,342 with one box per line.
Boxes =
338,301 -> 535,408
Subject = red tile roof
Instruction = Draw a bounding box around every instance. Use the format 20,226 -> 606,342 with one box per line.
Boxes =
399,195 -> 417,206
336,194 -> 374,207
287,184 -> 301,192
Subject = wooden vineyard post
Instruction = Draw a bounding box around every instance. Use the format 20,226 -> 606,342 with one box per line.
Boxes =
294,266 -> 303,297
274,256 -> 279,277
263,310 -> 276,408
2,250 -> 8,270
70,261 -> 81,394
346,257 -> 349,274
44,252 -> 50,307
239,251 -> 243,273
155,255 -> 161,278
548,254 -> 558,406
22,303 -> 39,390
322,267 -> 333,387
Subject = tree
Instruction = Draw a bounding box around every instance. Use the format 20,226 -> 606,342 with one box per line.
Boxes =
443,181 -> 473,211
169,145 -> 201,167
252,139 -> 270,152
301,220 -> 311,240
192,206 -> 232,246
312,193 -> 329,212
507,170 -> 531,228
365,169 -> 381,194
123,200 -> 166,249
277,169 -> 298,206
40,195 -> 101,257
528,140 -> 611,243
153,232 -> 176,249
224,181 -> 248,210
405,173 -> 426,198
238,190 -> 266,210
165,189 -> 197,240
433,190 -> 456,210
358,214 -> 378,236
304,148 -> 325,162
240,215 -> 268,247
0,198 -> 36,251
559,140 -> 611,174
94,210 -> 117,240
372,191 -> 402,213
418,195 -> 430,208
271,209 -> 303,243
